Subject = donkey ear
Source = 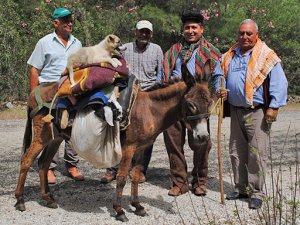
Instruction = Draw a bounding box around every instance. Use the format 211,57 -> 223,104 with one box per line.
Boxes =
181,62 -> 195,88
193,59 -> 211,83
203,59 -> 212,82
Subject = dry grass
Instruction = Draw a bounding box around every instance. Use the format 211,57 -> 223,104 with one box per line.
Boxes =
0,100 -> 28,120
0,106 -> 27,120
285,102 -> 300,110
0,102 -> 299,121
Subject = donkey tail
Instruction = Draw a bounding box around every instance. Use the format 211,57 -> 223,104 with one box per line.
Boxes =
22,107 -> 32,154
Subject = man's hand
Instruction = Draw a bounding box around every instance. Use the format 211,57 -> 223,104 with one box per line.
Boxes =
265,108 -> 278,123
217,88 -> 228,100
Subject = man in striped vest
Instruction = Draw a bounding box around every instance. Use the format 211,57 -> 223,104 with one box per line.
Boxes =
160,10 -> 221,196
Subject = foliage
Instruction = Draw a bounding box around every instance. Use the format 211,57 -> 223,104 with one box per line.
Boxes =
214,0 -> 300,94
0,0 -> 28,100
0,0 -> 299,101
138,4 -> 182,51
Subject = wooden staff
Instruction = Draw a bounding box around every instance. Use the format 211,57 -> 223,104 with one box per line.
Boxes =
217,77 -> 225,204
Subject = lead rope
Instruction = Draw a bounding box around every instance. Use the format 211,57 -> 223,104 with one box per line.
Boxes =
42,91 -> 59,140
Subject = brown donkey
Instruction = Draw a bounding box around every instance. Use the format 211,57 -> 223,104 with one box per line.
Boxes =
14,64 -> 212,222
113,67 -> 212,221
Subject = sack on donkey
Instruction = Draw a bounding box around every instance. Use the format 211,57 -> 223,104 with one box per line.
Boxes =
70,107 -> 122,169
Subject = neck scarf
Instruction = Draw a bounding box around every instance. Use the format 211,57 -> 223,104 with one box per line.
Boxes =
221,38 -> 281,106
163,37 -> 221,82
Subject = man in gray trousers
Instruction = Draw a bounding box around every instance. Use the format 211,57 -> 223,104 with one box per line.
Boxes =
100,20 -> 163,184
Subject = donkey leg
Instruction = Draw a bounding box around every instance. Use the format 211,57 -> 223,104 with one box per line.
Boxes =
38,137 -> 63,208
15,141 -> 45,211
15,114 -> 47,211
113,148 -> 134,222
130,163 -> 147,217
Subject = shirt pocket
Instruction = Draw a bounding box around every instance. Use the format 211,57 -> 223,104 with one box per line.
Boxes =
143,60 -> 157,75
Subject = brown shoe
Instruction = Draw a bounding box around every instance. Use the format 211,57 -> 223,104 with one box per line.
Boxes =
67,167 -> 84,181
168,186 -> 188,196
100,172 -> 116,184
192,185 -> 207,196
47,169 -> 56,184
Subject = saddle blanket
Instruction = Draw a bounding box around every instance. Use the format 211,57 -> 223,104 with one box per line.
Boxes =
58,57 -> 129,97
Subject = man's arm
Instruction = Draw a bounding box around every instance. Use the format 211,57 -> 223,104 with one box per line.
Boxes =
29,66 -> 40,92
268,62 -> 288,108
154,46 -> 164,83
212,60 -> 228,99
265,62 -> 288,123
156,46 -> 164,75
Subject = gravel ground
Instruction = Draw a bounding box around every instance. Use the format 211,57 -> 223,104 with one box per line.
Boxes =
0,104 -> 299,225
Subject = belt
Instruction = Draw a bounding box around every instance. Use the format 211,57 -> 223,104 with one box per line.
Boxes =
234,104 -> 265,110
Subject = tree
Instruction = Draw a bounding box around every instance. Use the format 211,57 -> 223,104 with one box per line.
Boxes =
0,0 -> 299,101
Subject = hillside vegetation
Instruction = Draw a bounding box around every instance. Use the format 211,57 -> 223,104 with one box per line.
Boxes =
1,0 -> 299,101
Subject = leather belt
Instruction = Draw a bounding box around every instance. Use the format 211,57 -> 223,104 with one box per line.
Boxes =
235,104 -> 265,110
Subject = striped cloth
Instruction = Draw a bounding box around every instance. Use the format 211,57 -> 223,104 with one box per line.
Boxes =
162,37 -> 221,82
221,38 -> 281,106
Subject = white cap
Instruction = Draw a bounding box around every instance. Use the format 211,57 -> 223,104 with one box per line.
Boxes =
136,20 -> 153,32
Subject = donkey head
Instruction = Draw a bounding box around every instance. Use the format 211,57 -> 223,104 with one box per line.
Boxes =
181,60 -> 212,143
184,83 -> 212,142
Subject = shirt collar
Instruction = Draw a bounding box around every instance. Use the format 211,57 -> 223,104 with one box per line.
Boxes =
52,31 -> 76,45
234,46 -> 253,57
134,40 -> 150,52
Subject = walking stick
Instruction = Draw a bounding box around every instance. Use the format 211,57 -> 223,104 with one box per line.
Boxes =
217,77 -> 225,204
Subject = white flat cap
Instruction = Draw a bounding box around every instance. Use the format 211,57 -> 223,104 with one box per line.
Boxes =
136,20 -> 153,32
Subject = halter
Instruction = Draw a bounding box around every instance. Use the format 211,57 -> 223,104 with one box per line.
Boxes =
186,112 -> 210,121
184,98 -> 212,121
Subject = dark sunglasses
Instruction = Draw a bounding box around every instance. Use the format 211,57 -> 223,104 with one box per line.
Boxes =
239,31 -> 255,36
138,28 -> 151,34
59,17 -> 74,24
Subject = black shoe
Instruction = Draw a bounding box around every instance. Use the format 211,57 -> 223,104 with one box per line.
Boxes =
249,198 -> 262,209
226,192 -> 248,200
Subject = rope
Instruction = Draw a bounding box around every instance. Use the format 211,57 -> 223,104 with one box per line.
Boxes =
211,97 -> 222,114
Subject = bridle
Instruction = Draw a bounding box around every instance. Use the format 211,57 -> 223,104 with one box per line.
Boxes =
184,99 -> 212,121
186,112 -> 211,121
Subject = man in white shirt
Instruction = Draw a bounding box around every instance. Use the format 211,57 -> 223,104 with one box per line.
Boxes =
27,7 -> 84,184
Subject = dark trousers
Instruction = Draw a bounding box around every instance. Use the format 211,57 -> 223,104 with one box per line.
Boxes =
106,144 -> 153,175
163,120 -> 211,190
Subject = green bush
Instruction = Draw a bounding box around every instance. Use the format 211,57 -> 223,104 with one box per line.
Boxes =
0,0 -> 299,101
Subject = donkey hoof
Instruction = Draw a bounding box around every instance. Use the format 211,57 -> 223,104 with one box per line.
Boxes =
135,208 -> 147,217
46,202 -> 58,209
116,213 -> 129,222
14,202 -> 26,211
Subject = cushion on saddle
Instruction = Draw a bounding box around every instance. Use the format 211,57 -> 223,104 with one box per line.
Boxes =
58,57 -> 129,97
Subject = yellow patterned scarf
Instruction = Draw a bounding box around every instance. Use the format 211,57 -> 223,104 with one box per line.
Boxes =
221,38 -> 281,106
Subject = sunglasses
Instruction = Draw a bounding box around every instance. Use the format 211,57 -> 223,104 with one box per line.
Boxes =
239,31 -> 255,36
137,29 -> 151,34
59,17 -> 74,24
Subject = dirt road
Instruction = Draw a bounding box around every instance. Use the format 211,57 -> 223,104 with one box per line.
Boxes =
0,105 -> 299,225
